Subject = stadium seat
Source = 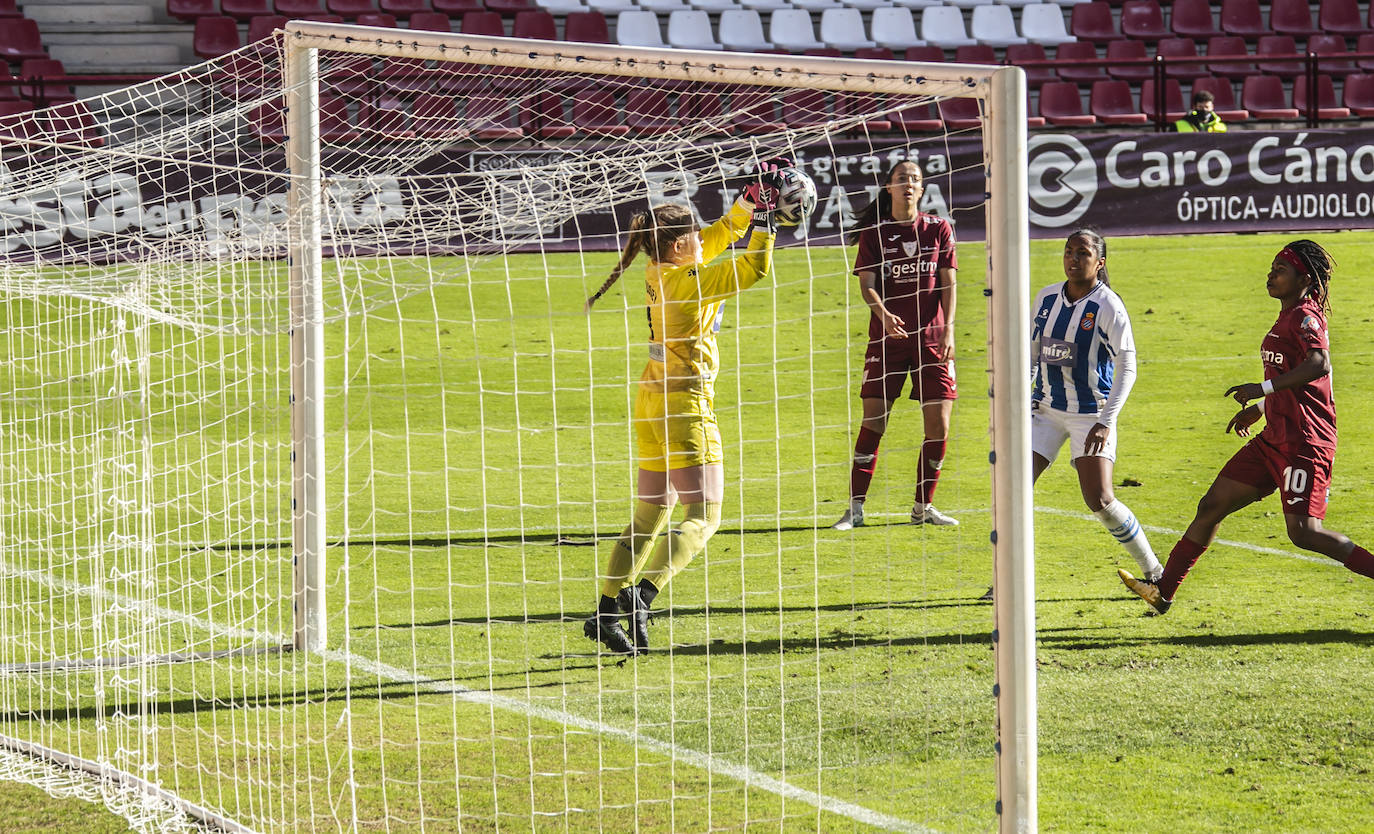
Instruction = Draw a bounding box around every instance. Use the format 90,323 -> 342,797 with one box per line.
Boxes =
486,0 -> 536,15
718,9 -> 770,50
564,11 -> 610,41
0,68 -> 18,100
358,94 -> 414,138
355,12 -> 399,26
882,98 -> 937,131
616,10 -> 664,46
328,0 -> 381,16
770,9 -> 825,52
1038,81 -> 1095,124
820,8 -> 876,50
996,0 -> 1038,8
920,6 -> 977,48
246,14 -> 289,42
1340,72 -> 1374,116
221,0 -> 274,21
468,92 -> 526,138
379,0 -> 430,17
1139,76 -> 1184,121
0,99 -> 34,145
458,10 -> 501,32
42,100 -> 103,148
1089,78 -> 1147,122
511,10 -> 556,38
434,0 -> 486,12
568,86 -> 629,135
1155,37 -> 1203,81
640,0 -> 689,12
780,87 -> 831,127
1018,4 -> 1075,47
409,10 -> 453,29
1105,39 -> 1151,80
0,17 -> 46,62
854,46 -> 896,59
275,0 -> 326,14
1256,35 -> 1301,77
946,0 -> 995,9
831,90 -> 890,131
687,0 -> 736,10
1119,0 -> 1168,40
1219,0 -> 1268,40
1240,74 -> 1298,117
1292,74 -> 1350,119
937,95 -> 982,129
729,87 -> 786,132
1205,35 -> 1258,78
517,88 -> 570,138
1190,74 -> 1248,120
955,43 -> 997,63
904,45 -> 946,62
675,83 -> 726,127
0,0 -> 20,15
1068,2 -> 1120,44
1359,34 -> 1374,72
890,0 -> 943,9
1170,0 -> 1220,39
1055,41 -> 1105,82
869,8 -> 925,50
194,16 -> 243,60
18,59 -> 74,107
971,5 -> 1027,46
667,10 -> 722,48
738,0 -> 790,12
791,0 -> 842,10
1317,0 -> 1372,37
1006,43 -> 1056,86
1268,0 -> 1321,37
842,0 -> 890,10
168,0 -> 221,22
1309,34 -> 1356,77
586,0 -> 636,12
624,84 -> 676,133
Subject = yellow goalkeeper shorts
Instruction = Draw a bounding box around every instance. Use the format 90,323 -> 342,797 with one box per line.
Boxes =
634,386 -> 722,472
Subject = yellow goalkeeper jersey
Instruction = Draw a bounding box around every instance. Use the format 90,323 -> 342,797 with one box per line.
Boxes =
641,201 -> 773,395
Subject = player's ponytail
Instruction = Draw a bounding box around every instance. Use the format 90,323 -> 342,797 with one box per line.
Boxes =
586,206 -> 696,311
1283,239 -> 1335,315
1067,227 -> 1110,288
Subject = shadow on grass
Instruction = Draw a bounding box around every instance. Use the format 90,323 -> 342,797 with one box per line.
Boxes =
1038,627 -> 1374,652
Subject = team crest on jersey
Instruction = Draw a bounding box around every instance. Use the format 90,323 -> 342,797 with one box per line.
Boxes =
1080,311 -> 1096,331
1301,315 -> 1320,333
902,241 -> 920,257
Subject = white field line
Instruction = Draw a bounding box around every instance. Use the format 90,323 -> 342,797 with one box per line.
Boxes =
0,557 -> 939,834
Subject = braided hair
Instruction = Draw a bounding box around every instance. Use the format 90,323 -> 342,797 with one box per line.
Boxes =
585,204 -> 697,311
1066,227 -> 1110,288
1279,239 -> 1336,315
847,160 -> 921,246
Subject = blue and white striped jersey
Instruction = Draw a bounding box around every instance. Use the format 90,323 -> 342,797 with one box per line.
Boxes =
1030,280 -> 1135,416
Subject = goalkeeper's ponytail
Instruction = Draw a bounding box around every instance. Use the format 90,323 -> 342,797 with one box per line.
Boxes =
586,206 -> 696,311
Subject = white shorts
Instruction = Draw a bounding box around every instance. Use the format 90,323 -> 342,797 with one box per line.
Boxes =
1031,401 -> 1116,465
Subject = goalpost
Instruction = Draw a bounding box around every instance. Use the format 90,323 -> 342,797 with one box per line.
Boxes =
0,21 -> 1033,833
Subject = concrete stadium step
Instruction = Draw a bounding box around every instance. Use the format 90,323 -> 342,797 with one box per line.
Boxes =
23,3 -> 154,26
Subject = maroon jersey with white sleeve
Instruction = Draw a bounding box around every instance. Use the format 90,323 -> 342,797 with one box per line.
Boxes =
1261,297 -> 1336,450
853,213 -> 957,344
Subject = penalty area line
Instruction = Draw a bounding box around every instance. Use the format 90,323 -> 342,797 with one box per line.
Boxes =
0,557 -> 940,834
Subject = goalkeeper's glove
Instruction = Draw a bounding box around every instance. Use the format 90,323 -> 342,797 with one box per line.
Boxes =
741,156 -> 791,232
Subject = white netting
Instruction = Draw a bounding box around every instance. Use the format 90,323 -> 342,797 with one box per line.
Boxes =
0,26 -> 1015,834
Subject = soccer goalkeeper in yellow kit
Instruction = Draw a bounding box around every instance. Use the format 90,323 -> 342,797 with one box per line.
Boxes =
582,159 -> 787,656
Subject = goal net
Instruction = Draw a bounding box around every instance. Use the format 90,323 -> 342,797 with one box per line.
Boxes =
0,23 -> 1033,834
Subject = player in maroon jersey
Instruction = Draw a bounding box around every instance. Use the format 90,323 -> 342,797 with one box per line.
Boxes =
832,159 -> 959,530
1120,239 -> 1374,614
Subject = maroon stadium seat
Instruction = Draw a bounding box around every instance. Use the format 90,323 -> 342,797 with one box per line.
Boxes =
1106,39 -> 1152,80
45,101 -> 104,147
168,0 -> 220,22
459,10 -> 501,33
1006,43 -> 1055,87
1292,74 -> 1350,119
1069,2 -> 1121,44
564,11 -> 609,43
327,0 -> 380,16
1268,0 -> 1321,37
410,92 -> 463,137
0,68 -> 17,100
466,92 -> 524,139
1219,0 -> 1269,40
837,90 -> 895,132
1317,0 -> 1372,36
1089,79 -> 1147,123
522,89 -> 575,138
780,87 -> 831,128
356,12 -> 398,25
410,11 -> 454,30
1359,34 -> 1374,72
511,10 -> 555,39
275,0 -> 326,14
937,96 -> 983,130
729,87 -> 786,133
885,99 -> 940,132
0,0 -> 24,16
854,46 -> 895,60
194,16 -> 243,59
485,0 -> 535,16
18,59 -> 74,107
1156,37 -> 1203,80
1119,0 -> 1169,40
1056,41 -> 1106,83
246,14 -> 289,41
1038,81 -> 1096,125
674,84 -> 727,132
1341,72 -> 1374,116
1170,0 -> 1221,39
624,84 -> 675,135
1308,34 -> 1357,77
358,94 -> 413,138
379,0 -> 429,18
954,44 -> 996,64
1240,75 -> 1298,117
1191,75 -> 1249,120
1205,35 -> 1258,78
433,0 -> 485,13
1139,77 -> 1185,121
571,86 -> 629,136
222,0 -> 274,21
1255,35 -> 1301,77
904,46 -> 946,63
0,99 -> 34,145
0,18 -> 47,62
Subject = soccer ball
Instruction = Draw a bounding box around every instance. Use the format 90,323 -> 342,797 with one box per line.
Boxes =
772,168 -> 817,228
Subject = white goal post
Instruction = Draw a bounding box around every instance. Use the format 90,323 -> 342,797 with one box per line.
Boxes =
280,22 -> 1036,832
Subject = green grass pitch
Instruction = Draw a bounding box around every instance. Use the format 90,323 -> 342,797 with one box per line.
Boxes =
4,230 -> 1374,833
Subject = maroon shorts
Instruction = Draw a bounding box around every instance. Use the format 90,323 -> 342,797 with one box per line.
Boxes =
1218,436 -> 1333,519
859,338 -> 957,402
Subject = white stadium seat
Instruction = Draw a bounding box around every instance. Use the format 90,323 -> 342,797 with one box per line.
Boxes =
536,0 -> 587,12
919,6 -> 977,46
616,9 -> 665,45
667,9 -> 724,48
870,6 -> 926,49
792,0 -> 843,10
971,4 -> 1028,45
718,8 -> 773,50
945,0 -> 997,9
688,0 -> 737,10
769,8 -> 826,51
588,0 -> 638,14
640,0 -> 689,12
738,0 -> 790,11
820,8 -> 877,49
1019,3 -> 1075,44
841,0 -> 890,9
